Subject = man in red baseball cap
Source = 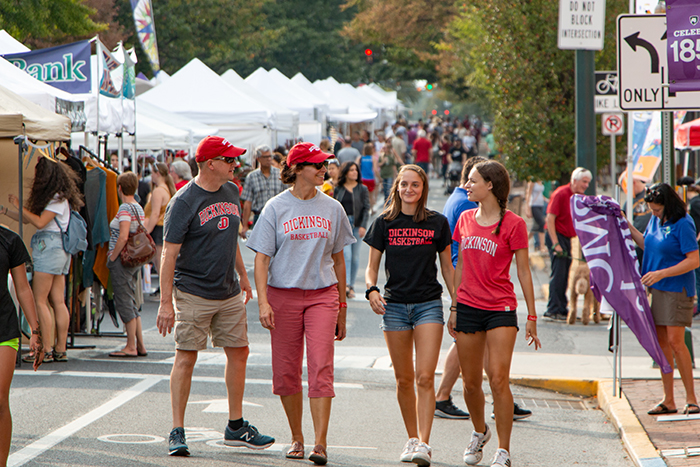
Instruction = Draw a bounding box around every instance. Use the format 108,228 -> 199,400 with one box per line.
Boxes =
157,135 -> 275,457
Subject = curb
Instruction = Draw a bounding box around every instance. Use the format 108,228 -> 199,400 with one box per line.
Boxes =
512,377 -> 666,467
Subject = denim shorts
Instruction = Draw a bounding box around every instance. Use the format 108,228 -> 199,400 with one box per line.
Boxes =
381,299 -> 444,331
31,231 -> 70,275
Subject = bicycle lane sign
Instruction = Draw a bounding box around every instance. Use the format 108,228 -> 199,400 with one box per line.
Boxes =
595,71 -> 619,113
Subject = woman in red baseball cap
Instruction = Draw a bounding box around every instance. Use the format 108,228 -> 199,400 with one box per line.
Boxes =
247,142 -> 356,465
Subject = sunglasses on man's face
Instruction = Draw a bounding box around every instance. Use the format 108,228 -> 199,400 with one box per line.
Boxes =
211,156 -> 237,164
298,161 -> 328,170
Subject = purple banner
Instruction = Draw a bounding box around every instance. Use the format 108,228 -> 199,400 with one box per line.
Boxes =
2,40 -> 91,94
571,195 -> 672,374
667,0 -> 700,93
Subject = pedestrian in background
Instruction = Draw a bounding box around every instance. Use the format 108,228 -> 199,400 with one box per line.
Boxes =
144,162 -> 176,280
4,157 -> 84,363
170,160 -> 193,191
240,145 -> 285,238
543,168 -> 592,321
379,141 -> 400,203
524,180 -> 547,254
358,143 -> 379,214
248,142 -> 355,465
334,162 -> 370,299
629,183 -> 699,416
157,136 -> 274,457
450,160 -> 540,467
364,165 -> 454,466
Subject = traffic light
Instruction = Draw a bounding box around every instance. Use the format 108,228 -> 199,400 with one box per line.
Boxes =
431,110 -> 437,115
365,48 -> 373,64
426,84 -> 433,90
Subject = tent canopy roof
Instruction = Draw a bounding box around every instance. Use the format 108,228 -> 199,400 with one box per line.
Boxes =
0,84 -> 71,140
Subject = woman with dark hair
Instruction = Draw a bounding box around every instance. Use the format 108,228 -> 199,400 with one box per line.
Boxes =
0,224 -> 43,466
629,183 -> 699,416
333,162 -> 370,299
248,142 -> 355,465
451,160 -> 540,467
145,162 -> 176,277
364,165 -> 454,466
107,172 -> 148,358
3,157 -> 84,363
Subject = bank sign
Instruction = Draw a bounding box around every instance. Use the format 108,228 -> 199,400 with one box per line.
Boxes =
3,40 -> 91,94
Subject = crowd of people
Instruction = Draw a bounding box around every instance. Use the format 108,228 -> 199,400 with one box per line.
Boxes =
3,112 -> 699,467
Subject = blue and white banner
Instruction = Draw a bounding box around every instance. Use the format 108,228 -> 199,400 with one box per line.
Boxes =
2,40 -> 91,94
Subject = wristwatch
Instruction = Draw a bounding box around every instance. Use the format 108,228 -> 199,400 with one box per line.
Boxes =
365,286 -> 380,300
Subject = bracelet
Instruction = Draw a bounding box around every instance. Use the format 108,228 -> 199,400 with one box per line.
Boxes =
32,329 -> 40,335
339,302 -> 347,308
527,314 -> 537,321
365,286 -> 380,300
552,243 -> 560,248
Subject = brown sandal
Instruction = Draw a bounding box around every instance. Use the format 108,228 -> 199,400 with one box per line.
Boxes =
286,441 -> 304,459
309,445 -> 327,465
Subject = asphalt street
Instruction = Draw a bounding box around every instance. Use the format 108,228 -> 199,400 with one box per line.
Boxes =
7,177 -> 645,467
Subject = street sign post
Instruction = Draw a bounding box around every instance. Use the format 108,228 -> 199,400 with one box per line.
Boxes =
595,71 -> 620,113
617,14 -> 700,111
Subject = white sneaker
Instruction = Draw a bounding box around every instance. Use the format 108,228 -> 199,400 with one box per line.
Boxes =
400,438 -> 420,462
491,448 -> 511,467
411,442 -> 432,466
463,425 -> 491,465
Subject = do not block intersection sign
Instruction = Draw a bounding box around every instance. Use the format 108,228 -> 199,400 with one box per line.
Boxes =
617,14 -> 700,111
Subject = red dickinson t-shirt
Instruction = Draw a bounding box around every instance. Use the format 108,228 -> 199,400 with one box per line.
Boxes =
453,209 -> 528,311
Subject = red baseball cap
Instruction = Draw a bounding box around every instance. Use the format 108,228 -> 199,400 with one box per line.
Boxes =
195,136 -> 246,162
286,142 -> 333,166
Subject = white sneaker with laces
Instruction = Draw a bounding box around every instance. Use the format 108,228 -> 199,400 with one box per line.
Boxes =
400,438 -> 420,463
411,442 -> 432,466
491,448 -> 511,466
463,425 -> 491,465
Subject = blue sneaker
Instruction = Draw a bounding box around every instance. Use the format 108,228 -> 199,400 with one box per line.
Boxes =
168,427 -> 189,456
224,420 -> 275,449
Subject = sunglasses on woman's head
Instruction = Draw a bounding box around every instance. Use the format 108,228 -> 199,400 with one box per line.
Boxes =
644,184 -> 661,203
297,161 -> 329,170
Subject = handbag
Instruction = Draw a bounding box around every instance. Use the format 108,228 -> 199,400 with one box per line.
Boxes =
120,204 -> 156,268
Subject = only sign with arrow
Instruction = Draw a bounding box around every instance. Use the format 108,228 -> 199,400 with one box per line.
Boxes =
617,14 -> 700,111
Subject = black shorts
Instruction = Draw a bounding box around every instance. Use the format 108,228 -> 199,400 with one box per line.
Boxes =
151,225 -> 164,246
455,302 -> 519,334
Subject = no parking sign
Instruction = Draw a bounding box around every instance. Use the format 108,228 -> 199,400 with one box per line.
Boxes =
602,113 -> 625,135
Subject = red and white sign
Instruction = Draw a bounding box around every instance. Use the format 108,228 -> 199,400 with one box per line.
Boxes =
602,113 -> 624,135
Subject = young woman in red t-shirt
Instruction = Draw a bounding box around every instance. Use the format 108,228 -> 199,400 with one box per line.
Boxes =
448,160 -> 541,467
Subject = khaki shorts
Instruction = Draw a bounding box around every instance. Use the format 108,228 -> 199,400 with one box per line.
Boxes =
174,289 -> 248,351
650,288 -> 695,328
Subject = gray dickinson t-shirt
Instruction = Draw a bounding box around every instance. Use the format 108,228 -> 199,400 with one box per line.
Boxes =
247,189 -> 356,289
163,180 -> 242,300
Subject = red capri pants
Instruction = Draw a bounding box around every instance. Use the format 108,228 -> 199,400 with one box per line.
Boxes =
267,285 -> 339,398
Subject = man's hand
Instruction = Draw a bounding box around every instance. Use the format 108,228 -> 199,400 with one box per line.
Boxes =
239,273 -> 253,304
259,302 -> 275,330
156,302 -> 175,336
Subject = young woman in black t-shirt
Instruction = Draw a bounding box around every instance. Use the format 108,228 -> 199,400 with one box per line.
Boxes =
0,226 -> 43,466
364,165 -> 455,466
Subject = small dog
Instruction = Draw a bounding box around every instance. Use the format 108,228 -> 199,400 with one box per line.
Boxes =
567,239 -> 601,325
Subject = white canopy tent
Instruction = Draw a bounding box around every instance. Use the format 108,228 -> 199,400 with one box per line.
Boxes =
0,30 -> 30,54
221,69 -> 299,146
139,58 -> 273,150
136,99 -> 219,151
313,78 -> 377,123
291,72 -> 347,115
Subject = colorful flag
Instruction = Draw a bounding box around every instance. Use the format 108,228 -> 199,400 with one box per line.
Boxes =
2,40 -> 91,93
130,0 -> 160,73
97,40 -> 120,98
666,0 -> 700,93
114,42 -> 136,99
571,194 -> 671,374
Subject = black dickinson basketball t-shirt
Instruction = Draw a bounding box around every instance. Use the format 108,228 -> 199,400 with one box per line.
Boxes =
364,210 -> 451,304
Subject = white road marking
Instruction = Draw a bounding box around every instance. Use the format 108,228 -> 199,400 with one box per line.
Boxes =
14,370 -> 364,389
189,398 -> 263,413
97,434 -> 164,444
8,376 -> 161,467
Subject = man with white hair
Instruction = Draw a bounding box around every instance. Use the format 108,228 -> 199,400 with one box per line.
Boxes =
412,129 -> 432,174
240,145 -> 285,238
170,160 -> 193,191
543,167 -> 592,321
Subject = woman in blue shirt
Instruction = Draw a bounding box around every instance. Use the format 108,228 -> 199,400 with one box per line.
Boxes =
630,183 -> 700,415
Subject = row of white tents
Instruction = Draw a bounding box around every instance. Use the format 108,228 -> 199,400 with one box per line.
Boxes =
0,30 -> 402,160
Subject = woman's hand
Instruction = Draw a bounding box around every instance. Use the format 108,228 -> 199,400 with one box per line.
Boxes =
447,312 -> 457,339
641,269 -> 666,287
259,302 -> 275,330
8,194 -> 19,209
30,331 -> 44,370
368,290 -> 386,315
525,320 -> 541,350
358,227 -> 366,238
335,308 -> 347,341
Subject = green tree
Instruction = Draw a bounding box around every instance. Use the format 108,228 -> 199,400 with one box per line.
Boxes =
0,0 -> 104,48
440,0 -> 628,182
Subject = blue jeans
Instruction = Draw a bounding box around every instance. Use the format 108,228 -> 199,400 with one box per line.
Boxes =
344,215 -> 361,291
382,177 -> 393,202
